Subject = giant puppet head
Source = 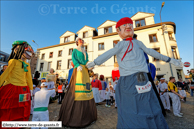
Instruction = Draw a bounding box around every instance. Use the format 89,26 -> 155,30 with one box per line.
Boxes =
8,40 -> 34,61
116,17 -> 134,39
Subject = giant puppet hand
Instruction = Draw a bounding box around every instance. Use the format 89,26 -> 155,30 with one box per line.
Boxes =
170,58 -> 183,67
77,66 -> 83,71
86,61 -> 95,69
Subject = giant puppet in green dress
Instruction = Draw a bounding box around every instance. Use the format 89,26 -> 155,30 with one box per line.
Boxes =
58,38 -> 97,128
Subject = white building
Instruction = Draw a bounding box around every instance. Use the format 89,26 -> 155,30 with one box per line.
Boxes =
36,12 -> 184,82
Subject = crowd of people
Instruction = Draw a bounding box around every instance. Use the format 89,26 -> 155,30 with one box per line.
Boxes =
0,17 -> 194,129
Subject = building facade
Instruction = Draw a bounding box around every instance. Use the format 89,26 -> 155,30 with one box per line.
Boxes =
0,51 -> 9,70
36,12 -> 185,82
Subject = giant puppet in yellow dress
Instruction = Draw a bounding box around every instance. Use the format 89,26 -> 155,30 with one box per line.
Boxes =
0,41 -> 34,124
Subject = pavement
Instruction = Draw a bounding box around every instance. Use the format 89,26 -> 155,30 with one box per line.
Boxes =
29,92 -> 194,129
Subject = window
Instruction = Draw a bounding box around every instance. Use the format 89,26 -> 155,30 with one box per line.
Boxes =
49,52 -> 53,58
104,26 -> 112,34
83,32 -> 88,38
40,63 -> 44,71
171,47 -> 178,59
0,54 -> 5,62
156,68 -> 160,71
149,34 -> 158,43
113,40 -> 119,47
69,48 -> 73,55
67,59 -> 73,69
168,32 -> 174,40
98,43 -> 104,50
135,19 -> 145,27
84,45 -> 87,52
64,36 -> 70,43
57,60 -> 62,70
41,53 -> 45,59
114,55 -> 117,63
47,62 -> 52,71
58,50 -> 62,57
153,48 -> 160,61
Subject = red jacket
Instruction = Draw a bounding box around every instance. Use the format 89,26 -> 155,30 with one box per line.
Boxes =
91,79 -> 102,90
112,69 -> 120,82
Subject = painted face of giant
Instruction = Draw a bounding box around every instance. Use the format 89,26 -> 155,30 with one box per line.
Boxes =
22,44 -> 34,60
117,23 -> 134,39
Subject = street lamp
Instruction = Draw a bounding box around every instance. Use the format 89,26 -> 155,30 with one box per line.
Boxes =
32,40 -> 40,75
159,2 -> 174,76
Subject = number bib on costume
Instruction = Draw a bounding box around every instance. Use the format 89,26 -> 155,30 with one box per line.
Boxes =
19,93 -> 30,102
135,81 -> 152,94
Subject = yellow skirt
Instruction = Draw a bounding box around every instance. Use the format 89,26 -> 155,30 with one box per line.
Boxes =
75,65 -> 93,101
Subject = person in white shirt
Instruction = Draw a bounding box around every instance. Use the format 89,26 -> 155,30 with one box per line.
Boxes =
109,87 -> 114,105
32,82 -> 55,129
31,85 -> 41,114
158,78 -> 171,112
105,88 -> 111,107
108,81 -> 113,88
113,81 -> 118,108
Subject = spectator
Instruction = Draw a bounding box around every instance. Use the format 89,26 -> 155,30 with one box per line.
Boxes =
177,78 -> 184,90
113,81 -> 118,108
108,81 -> 113,88
190,81 -> 194,97
32,82 -> 55,128
58,82 -> 64,104
109,86 -> 114,105
158,78 -> 171,112
105,88 -> 111,107
0,65 -> 8,76
168,77 -> 184,117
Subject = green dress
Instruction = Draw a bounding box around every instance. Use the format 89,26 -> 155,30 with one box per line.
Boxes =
72,48 -> 88,68
58,47 -> 97,128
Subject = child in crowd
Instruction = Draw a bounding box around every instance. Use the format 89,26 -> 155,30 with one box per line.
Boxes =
108,81 -> 113,88
113,81 -> 118,108
105,88 -> 111,107
109,86 -> 114,105
32,82 -> 55,128
58,82 -> 64,104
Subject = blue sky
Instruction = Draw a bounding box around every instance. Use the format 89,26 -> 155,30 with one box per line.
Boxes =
1,1 -> 193,75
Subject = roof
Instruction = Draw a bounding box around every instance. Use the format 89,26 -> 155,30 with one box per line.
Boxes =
131,12 -> 155,18
97,20 -> 117,29
76,25 -> 96,33
93,21 -> 176,39
59,31 -> 76,38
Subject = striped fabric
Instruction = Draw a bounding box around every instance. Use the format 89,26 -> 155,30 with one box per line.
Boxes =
75,65 -> 93,101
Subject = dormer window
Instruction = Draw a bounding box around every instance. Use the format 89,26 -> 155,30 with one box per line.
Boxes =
83,31 -> 88,38
135,19 -> 146,27
104,26 -> 112,34
64,36 -> 70,43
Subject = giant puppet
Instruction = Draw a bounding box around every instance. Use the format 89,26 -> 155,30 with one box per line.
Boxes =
58,37 -> 97,127
0,41 -> 34,123
87,17 -> 182,128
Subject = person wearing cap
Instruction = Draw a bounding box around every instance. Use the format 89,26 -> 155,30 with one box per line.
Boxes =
158,78 -> 171,112
0,40 -> 34,122
168,77 -> 184,117
58,37 -> 97,127
87,17 -> 182,128
32,82 -> 55,127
